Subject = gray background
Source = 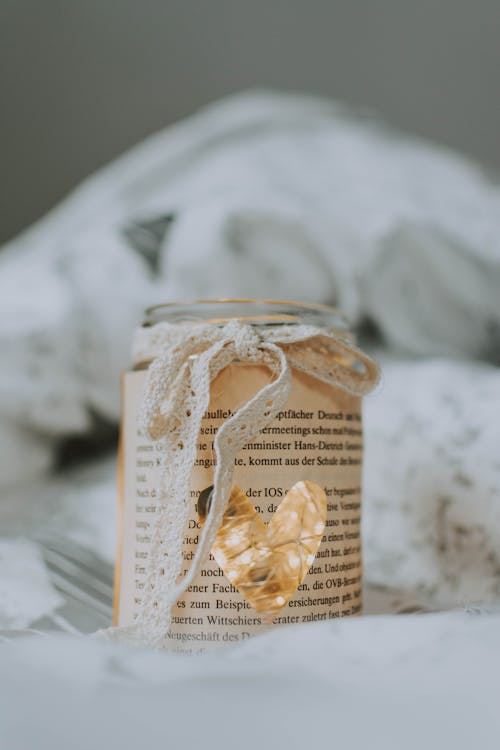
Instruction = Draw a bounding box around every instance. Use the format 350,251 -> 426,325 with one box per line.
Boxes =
1,0 -> 499,244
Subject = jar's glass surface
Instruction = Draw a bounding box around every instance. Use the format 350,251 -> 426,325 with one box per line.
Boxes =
143,298 -> 349,332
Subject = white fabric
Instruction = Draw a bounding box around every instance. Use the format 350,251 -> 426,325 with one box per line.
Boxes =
1,90 -> 500,490
364,353 -> 500,606
2,612 -> 500,749
0,539 -> 62,629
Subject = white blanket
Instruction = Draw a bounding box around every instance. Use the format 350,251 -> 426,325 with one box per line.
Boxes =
1,612 -> 500,749
1,90 -> 500,485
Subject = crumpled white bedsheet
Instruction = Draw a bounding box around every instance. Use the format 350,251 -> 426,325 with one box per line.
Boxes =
1,612 -> 500,749
1,90 -> 500,487
1,91 -> 500,746
0,539 -> 62,629
364,354 -> 500,606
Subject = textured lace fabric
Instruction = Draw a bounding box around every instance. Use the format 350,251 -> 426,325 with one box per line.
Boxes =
103,320 -> 379,647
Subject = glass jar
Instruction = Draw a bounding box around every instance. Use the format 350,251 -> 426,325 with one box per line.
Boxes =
114,299 -> 378,653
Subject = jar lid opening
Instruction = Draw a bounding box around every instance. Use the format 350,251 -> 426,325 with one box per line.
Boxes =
143,298 -> 349,331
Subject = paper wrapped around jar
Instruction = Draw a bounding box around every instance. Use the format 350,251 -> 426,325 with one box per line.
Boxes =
107,300 -> 379,651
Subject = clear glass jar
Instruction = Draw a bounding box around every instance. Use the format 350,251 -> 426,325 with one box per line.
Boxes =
114,300 -> 376,653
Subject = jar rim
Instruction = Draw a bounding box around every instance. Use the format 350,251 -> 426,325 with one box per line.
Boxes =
143,298 -> 349,330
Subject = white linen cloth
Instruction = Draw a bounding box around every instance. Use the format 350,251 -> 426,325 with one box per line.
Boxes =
2,612 -> 500,750
0,539 -> 62,628
1,91 -> 500,747
1,91 -> 500,486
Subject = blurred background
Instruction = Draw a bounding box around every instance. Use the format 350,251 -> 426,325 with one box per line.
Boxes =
1,0 -> 499,244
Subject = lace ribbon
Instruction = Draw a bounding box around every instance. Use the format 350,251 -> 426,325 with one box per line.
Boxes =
108,320 -> 379,647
